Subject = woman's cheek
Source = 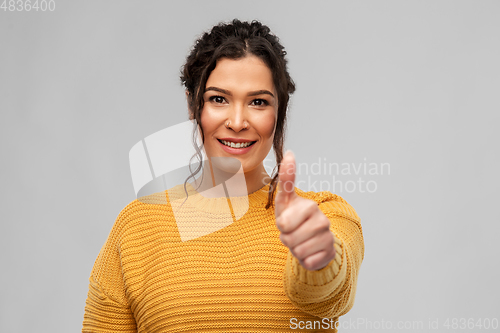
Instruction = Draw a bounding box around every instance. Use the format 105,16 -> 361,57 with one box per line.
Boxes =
260,111 -> 277,137
200,107 -> 222,133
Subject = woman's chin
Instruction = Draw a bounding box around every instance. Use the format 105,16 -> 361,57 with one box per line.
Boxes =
210,156 -> 244,173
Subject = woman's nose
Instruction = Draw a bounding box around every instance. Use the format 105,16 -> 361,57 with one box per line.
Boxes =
226,104 -> 248,131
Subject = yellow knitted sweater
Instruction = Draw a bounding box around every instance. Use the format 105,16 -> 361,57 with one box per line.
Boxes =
82,182 -> 364,332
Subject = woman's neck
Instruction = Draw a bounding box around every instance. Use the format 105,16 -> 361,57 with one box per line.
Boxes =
189,159 -> 272,197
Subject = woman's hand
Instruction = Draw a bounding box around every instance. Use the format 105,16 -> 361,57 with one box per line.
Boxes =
275,150 -> 336,271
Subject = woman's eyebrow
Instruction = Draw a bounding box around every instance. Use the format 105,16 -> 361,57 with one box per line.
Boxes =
205,86 -> 275,98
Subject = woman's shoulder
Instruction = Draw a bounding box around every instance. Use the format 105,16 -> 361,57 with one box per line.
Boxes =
110,190 -> 175,236
294,187 -> 360,222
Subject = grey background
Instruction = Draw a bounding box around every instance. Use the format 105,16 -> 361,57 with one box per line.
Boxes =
1,0 -> 499,332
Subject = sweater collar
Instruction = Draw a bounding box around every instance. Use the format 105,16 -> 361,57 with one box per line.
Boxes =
164,181 -> 274,241
166,180 -> 274,214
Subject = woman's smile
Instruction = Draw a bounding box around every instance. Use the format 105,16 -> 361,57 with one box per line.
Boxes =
217,137 -> 258,154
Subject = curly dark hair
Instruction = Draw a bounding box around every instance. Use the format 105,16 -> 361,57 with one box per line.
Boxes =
179,18 -> 296,210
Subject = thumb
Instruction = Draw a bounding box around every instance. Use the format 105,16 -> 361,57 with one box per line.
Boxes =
275,150 -> 297,218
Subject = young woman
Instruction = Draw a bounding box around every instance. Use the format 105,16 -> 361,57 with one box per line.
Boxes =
82,19 -> 364,332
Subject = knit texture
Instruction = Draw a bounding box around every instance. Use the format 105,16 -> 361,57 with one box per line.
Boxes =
82,182 -> 364,332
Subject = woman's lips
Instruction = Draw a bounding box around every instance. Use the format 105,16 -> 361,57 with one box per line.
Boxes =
217,139 -> 257,155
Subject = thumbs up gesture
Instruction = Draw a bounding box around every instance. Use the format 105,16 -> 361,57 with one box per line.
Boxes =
275,151 -> 336,271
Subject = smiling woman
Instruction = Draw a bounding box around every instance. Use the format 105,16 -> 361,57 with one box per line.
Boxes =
195,55 -> 278,194
181,21 -> 296,206
82,19 -> 364,333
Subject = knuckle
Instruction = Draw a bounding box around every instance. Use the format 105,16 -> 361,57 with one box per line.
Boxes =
276,216 -> 286,231
312,217 -> 330,234
279,233 -> 284,243
306,200 -> 317,212
323,231 -> 334,246
318,215 -> 330,230
281,214 -> 293,233
293,246 -> 304,259
304,260 -> 315,271
280,233 -> 292,247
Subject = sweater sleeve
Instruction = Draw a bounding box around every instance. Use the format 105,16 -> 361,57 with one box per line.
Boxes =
82,275 -> 137,332
282,193 -> 364,318
82,206 -> 138,332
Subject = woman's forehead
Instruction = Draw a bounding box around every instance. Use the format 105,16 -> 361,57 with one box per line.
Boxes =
206,56 -> 276,95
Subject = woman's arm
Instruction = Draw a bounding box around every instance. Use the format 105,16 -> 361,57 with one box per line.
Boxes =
82,211 -> 138,333
275,151 -> 364,318
282,195 -> 364,318
83,275 -> 137,332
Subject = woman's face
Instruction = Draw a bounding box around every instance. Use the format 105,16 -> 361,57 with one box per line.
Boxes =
200,55 -> 277,176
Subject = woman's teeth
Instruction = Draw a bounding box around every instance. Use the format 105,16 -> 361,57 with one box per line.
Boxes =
220,140 -> 255,148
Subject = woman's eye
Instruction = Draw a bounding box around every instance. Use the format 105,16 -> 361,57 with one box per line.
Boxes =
209,96 -> 226,104
252,99 -> 269,107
